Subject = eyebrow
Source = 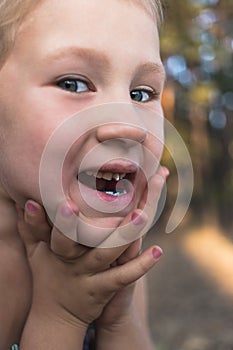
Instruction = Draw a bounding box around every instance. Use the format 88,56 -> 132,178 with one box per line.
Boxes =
43,46 -> 166,82
134,62 -> 166,82
43,47 -> 111,71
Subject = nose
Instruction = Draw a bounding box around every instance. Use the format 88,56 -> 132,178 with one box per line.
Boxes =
96,123 -> 147,145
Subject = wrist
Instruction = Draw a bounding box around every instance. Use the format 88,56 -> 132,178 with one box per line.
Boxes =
20,303 -> 88,349
33,296 -> 89,328
96,306 -> 155,350
96,304 -> 134,333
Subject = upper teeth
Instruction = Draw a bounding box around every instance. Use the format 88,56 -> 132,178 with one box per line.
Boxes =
85,171 -> 126,181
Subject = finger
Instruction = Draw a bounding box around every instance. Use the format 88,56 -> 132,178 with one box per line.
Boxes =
16,201 -> 51,247
16,205 -> 27,242
116,238 -> 142,265
139,165 -> 168,211
137,166 -> 169,233
15,204 -> 24,222
100,245 -> 163,293
24,201 -> 51,243
79,209 -> 148,273
51,201 -> 89,259
97,207 -> 148,249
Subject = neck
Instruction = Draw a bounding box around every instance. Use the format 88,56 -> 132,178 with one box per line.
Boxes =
0,182 -> 18,239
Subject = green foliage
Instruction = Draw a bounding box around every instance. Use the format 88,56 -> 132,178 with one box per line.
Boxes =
160,0 -> 233,229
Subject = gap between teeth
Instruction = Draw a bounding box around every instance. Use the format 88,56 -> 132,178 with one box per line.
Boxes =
85,171 -> 126,181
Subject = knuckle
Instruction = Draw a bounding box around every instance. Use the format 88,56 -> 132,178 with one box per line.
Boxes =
137,259 -> 150,276
115,273 -> 127,288
93,250 -> 106,265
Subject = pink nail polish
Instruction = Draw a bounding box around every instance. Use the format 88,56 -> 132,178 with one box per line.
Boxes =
26,201 -> 38,213
152,247 -> 163,260
131,212 -> 145,225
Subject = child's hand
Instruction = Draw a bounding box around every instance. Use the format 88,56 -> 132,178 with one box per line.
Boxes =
16,202 -> 161,329
16,165 -> 168,348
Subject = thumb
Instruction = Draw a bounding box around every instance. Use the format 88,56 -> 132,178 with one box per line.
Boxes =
16,201 -> 51,248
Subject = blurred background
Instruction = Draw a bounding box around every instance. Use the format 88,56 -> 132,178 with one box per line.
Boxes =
145,0 -> 233,349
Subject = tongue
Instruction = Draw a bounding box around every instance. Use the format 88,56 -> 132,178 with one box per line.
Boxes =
96,178 -> 116,192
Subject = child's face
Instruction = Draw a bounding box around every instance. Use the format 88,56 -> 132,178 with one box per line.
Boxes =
0,0 -> 165,224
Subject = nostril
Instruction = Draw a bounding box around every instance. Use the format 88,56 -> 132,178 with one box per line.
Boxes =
139,127 -> 147,143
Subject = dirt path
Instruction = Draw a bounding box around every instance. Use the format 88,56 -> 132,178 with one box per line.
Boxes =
144,223 -> 233,350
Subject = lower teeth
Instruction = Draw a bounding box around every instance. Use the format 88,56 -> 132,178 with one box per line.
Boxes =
103,189 -> 127,197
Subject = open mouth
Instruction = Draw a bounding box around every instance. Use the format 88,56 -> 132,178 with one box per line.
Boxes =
78,169 -> 136,197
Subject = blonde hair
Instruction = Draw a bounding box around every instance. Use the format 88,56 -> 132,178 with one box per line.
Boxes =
0,0 -> 163,67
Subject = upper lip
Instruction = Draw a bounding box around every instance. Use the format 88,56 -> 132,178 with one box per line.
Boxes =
80,160 -> 139,175
98,161 -> 138,174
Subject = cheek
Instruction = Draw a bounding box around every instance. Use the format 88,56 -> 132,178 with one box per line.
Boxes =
154,136 -> 164,161
0,115 -> 53,204
143,114 -> 164,177
144,102 -> 164,145
148,115 -> 164,162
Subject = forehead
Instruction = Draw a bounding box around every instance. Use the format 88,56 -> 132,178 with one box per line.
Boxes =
16,0 -> 160,57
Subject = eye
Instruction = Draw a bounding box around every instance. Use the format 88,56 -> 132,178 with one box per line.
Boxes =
57,78 -> 92,93
130,88 -> 158,103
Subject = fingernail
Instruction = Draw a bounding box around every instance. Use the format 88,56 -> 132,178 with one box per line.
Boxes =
152,246 -> 163,260
131,212 -> 146,225
61,205 -> 73,218
26,201 -> 39,213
